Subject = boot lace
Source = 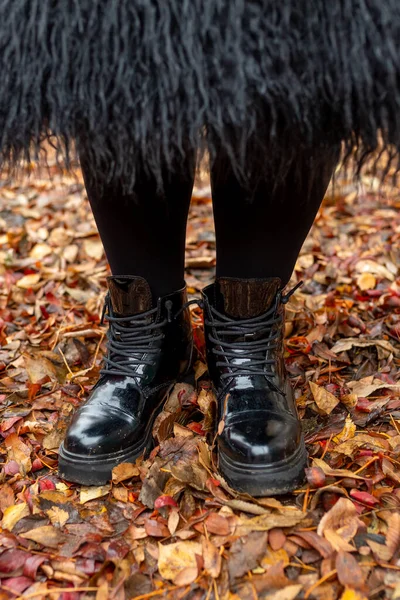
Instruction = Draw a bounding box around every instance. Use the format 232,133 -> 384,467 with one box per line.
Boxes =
99,294 -> 173,379
205,282 -> 302,386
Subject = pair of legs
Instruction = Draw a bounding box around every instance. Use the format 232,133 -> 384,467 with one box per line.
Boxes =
61,143 -> 340,492
82,145 -> 338,294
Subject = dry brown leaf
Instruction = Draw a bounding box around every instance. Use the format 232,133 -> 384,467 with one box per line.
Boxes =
158,541 -> 202,582
385,512 -> 400,558
202,537 -> 222,578
237,509 -> 306,535
205,512 -> 231,536
324,529 -> 356,553
228,532 -> 268,579
46,507 -> 69,528
5,432 -> 32,474
312,457 -> 365,480
309,381 -> 339,414
336,551 -> 364,588
268,584 -> 303,600
24,354 -> 59,383
112,462 -> 139,484
347,377 -> 400,397
21,525 -> 66,548
331,338 -> 398,358
334,433 -> 387,457
173,566 -> 198,586
168,510 -> 180,536
79,485 -> 110,504
317,498 -> 362,538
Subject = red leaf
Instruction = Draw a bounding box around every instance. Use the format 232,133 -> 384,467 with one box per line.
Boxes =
1,576 -> 33,594
154,495 -> 179,509
4,460 -> 20,476
23,555 -> 47,579
144,518 -> 170,538
38,478 -> 56,491
205,513 -> 231,536
305,466 -> 326,488
31,458 -> 44,472
0,549 -> 30,574
350,489 -> 380,507
187,422 -> 206,435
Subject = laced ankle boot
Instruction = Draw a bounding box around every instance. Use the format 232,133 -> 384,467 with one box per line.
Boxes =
59,276 -> 193,485
202,277 -> 307,496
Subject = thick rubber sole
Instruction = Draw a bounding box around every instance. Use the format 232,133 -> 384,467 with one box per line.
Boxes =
58,426 -> 155,486
218,439 -> 308,497
58,384 -> 175,486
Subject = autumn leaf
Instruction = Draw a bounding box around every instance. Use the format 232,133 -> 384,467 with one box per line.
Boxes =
158,541 -> 202,582
309,381 -> 340,414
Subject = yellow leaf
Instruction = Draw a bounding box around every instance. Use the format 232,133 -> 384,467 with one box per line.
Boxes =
79,485 -> 110,504
357,273 -> 376,291
83,238 -> 104,261
333,416 -> 356,444
158,541 -> 202,582
30,243 -> 52,260
46,506 -> 69,527
16,273 -> 41,289
1,502 -> 29,531
261,547 -> 289,569
309,381 -> 339,415
340,588 -> 368,600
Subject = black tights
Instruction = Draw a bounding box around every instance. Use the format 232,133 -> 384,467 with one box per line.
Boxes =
81,147 -> 338,299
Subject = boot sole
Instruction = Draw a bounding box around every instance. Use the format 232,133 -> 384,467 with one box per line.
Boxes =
218,438 -> 308,497
58,383 -> 175,486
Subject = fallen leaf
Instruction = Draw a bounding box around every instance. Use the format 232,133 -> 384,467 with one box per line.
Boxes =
202,537 -> 222,578
112,462 -> 139,484
336,551 -> 364,589
83,238 -> 104,261
17,273 -> 41,289
20,525 -> 66,548
309,381 -> 340,414
268,584 -> 303,600
317,498 -> 362,538
1,502 -> 30,531
5,432 -> 32,474
79,485 -> 110,504
158,541 -> 202,582
205,512 -> 231,535
228,532 -> 268,579
173,566 -> 198,585
46,506 -> 69,527
340,589 -> 368,600
356,273 -> 376,291
237,510 -> 306,535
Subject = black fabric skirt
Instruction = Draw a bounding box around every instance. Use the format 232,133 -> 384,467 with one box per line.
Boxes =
1,0 -> 400,189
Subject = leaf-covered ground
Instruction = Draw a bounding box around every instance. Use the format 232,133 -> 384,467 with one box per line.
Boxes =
1,161 -> 400,600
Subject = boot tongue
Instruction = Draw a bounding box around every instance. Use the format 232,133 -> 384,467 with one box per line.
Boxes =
217,277 -> 281,319
107,276 -> 153,315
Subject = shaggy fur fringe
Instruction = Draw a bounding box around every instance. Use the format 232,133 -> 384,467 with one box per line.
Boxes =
0,0 -> 400,190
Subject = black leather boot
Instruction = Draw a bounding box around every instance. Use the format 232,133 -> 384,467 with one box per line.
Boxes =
58,276 -> 193,485
202,277 -> 307,496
